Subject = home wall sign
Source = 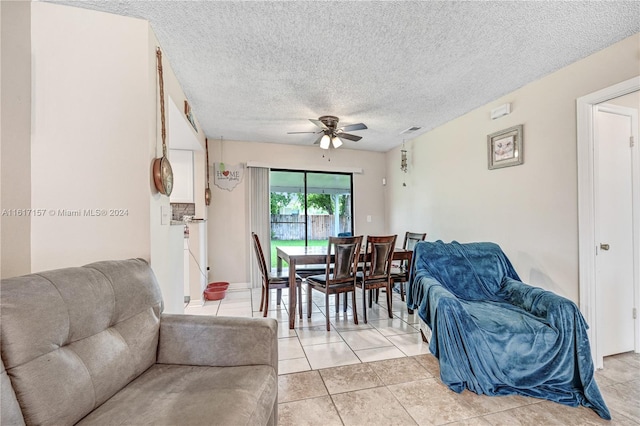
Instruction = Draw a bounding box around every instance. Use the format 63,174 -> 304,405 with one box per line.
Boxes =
214,162 -> 244,191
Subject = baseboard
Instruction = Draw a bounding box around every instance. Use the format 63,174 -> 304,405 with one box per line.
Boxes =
189,297 -> 205,306
227,282 -> 251,291
418,318 -> 432,343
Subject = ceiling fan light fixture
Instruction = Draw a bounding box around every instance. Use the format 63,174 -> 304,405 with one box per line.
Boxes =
320,134 -> 331,149
294,115 -> 367,150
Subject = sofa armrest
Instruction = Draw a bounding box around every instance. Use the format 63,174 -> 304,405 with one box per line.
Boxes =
157,314 -> 278,372
411,275 -> 462,326
498,277 -> 580,326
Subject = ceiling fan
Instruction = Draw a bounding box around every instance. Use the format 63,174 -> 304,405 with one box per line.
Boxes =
288,115 -> 367,149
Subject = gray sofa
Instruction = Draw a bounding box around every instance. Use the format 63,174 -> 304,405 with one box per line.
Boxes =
0,258 -> 278,425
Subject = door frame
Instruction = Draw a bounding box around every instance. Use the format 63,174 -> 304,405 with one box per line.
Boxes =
577,76 -> 640,369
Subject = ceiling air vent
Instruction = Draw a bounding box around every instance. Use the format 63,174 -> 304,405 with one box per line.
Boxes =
400,126 -> 422,135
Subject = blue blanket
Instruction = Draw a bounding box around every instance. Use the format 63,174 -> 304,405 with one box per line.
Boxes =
407,241 -> 610,420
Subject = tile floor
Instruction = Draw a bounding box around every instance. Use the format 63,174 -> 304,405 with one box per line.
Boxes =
185,286 -> 640,425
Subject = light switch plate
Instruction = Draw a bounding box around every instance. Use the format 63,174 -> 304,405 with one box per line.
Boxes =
161,205 -> 171,225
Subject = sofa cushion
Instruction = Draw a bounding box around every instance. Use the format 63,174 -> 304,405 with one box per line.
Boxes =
76,364 -> 278,426
1,259 -> 163,425
1,358 -> 25,426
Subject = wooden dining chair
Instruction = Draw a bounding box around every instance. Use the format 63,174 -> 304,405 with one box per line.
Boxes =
294,264 -> 327,279
306,235 -> 363,331
391,231 -> 427,301
251,232 -> 302,318
356,235 -> 397,323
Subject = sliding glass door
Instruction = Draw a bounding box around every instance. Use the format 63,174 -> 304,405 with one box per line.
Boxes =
269,169 -> 353,266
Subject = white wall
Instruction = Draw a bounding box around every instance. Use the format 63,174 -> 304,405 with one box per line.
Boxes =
207,139 -> 386,284
385,33 -> 640,302
1,1 -> 32,278
147,28 -> 184,314
3,2 -> 204,312
147,26 -> 207,310
30,3 -> 151,272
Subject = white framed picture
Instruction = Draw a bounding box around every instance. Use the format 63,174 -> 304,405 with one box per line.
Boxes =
488,125 -> 523,170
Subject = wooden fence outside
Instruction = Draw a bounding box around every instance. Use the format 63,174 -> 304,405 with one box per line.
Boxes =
271,214 -> 350,240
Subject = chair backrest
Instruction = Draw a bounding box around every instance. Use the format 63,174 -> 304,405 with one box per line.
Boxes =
251,232 -> 268,284
404,232 -> 427,251
363,235 -> 397,281
325,235 -> 363,285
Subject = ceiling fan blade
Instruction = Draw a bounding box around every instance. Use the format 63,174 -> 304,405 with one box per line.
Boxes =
287,131 -> 318,134
340,123 -> 367,132
309,119 -> 329,130
313,134 -> 325,145
336,132 -> 362,142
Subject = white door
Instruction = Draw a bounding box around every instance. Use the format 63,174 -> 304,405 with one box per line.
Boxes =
595,104 -> 637,357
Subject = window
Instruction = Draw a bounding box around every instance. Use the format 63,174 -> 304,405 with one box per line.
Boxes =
269,169 -> 354,266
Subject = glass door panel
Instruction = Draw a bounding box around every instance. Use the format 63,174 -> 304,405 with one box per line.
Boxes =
270,169 -> 353,267
306,172 -> 352,242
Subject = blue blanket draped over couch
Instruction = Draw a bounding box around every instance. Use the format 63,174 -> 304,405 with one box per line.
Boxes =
406,240 -> 610,420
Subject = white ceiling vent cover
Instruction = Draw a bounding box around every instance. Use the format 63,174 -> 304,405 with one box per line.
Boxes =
491,103 -> 511,120
400,126 -> 422,135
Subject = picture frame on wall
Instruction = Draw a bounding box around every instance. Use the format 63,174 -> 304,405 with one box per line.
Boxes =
184,100 -> 198,133
487,125 -> 523,170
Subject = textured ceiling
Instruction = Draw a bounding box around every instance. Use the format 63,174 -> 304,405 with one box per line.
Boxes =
47,1 -> 639,152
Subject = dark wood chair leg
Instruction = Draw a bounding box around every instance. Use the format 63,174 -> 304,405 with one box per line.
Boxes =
276,289 -> 282,306
263,287 -> 269,317
307,283 -> 312,319
335,293 -> 339,313
325,291 -> 331,331
352,290 -> 358,325
259,284 -> 265,312
368,288 -> 373,308
298,283 -> 303,319
362,286 -> 368,324
386,283 -> 393,318
400,281 -> 405,301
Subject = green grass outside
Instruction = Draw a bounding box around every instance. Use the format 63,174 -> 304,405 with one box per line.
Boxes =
270,239 -> 327,268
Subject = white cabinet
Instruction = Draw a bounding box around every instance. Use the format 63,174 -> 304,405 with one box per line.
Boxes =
186,221 -> 208,303
169,149 -> 194,203
159,223 -> 186,314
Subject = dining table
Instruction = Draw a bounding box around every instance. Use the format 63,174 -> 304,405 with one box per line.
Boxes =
276,245 -> 413,329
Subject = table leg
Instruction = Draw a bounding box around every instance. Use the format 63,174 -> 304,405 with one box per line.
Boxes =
277,255 -> 283,273
289,258 -> 296,329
